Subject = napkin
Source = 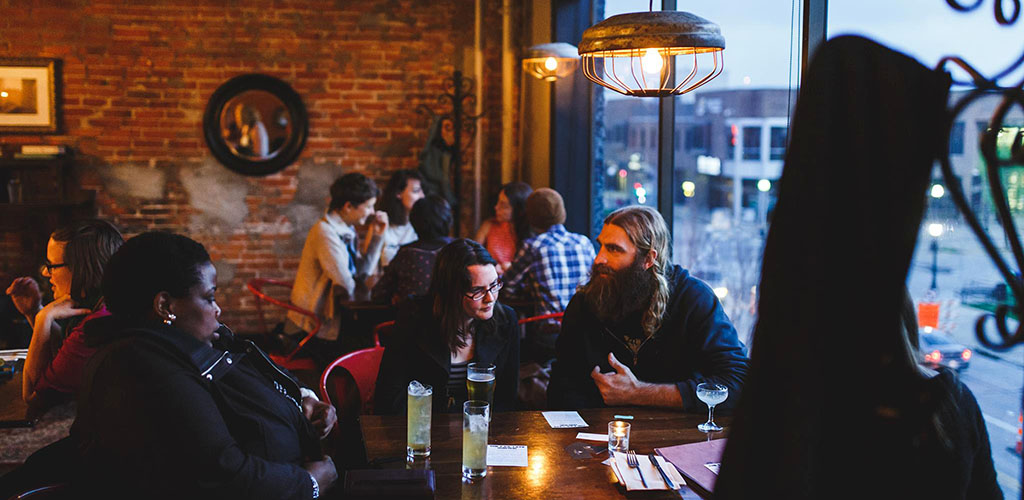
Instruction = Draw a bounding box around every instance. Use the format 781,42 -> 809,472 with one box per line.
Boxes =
609,451 -> 687,491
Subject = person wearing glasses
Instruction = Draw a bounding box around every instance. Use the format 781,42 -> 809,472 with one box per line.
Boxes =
375,239 -> 520,414
4,219 -> 123,410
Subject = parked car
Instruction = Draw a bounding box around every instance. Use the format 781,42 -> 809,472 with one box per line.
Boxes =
918,328 -> 972,372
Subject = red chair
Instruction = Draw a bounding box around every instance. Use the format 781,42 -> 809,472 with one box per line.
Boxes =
318,321 -> 391,414
247,278 -> 319,371
518,312 -> 564,325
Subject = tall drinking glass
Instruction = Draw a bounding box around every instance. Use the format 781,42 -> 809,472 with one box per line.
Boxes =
407,381 -> 432,457
466,363 -> 496,411
696,382 -> 728,432
462,400 -> 490,479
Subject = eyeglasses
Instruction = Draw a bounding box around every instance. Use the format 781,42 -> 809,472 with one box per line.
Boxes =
40,261 -> 67,274
465,278 -> 502,301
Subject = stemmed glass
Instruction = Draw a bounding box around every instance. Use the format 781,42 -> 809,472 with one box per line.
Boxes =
696,383 -> 728,432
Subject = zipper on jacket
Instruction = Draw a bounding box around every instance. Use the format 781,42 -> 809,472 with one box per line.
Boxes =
244,338 -> 305,402
603,327 -> 656,367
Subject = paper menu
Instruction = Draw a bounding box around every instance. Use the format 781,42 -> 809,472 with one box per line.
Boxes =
609,451 -> 686,491
487,445 -> 528,466
541,411 -> 588,428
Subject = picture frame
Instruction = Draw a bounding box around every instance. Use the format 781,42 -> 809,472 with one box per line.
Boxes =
203,74 -> 308,176
0,58 -> 60,134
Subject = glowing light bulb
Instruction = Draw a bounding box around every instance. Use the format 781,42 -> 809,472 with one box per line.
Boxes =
0,91 -> 7,98
928,223 -> 944,238
544,57 -> 558,71
930,184 -> 945,198
641,48 -> 663,74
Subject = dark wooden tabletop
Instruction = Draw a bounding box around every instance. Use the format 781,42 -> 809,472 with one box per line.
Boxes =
361,407 -> 729,500
0,371 -> 30,424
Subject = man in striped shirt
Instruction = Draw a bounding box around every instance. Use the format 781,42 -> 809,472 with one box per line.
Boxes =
501,188 -> 596,363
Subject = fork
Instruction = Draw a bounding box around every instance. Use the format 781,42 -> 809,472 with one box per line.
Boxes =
625,450 -> 648,488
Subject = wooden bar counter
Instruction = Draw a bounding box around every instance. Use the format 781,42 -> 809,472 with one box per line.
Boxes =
361,407 -> 729,499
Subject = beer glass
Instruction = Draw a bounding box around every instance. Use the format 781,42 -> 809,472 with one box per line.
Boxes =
462,400 -> 490,479
466,363 -> 495,418
407,381 -> 432,457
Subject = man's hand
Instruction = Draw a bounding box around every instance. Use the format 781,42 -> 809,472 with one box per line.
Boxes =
591,352 -> 641,406
302,396 -> 338,438
6,277 -> 42,320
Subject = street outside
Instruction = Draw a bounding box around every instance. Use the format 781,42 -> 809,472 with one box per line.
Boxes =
674,205 -> 1023,497
908,220 -> 1023,499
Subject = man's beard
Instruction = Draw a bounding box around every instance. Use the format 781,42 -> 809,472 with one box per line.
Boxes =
582,256 -> 655,325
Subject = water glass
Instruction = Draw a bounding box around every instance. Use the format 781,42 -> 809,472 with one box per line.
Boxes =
407,381 -> 432,457
608,420 -> 630,453
462,400 -> 490,479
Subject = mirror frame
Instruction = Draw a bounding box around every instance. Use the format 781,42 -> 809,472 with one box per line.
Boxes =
203,74 -> 308,176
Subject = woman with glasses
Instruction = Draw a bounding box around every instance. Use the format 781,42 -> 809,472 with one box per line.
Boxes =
375,239 -> 520,414
4,219 -> 123,410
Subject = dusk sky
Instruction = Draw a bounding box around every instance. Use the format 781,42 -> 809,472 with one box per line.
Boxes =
603,0 -> 1024,91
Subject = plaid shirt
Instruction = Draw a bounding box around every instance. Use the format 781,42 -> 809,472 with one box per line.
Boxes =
501,224 -> 596,317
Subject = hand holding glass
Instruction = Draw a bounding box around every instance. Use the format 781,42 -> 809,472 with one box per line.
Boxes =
696,383 -> 728,432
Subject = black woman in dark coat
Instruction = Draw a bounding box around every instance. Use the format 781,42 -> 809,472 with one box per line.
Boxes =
71,232 -> 338,500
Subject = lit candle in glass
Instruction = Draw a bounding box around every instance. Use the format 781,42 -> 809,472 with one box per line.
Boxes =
608,420 -> 631,453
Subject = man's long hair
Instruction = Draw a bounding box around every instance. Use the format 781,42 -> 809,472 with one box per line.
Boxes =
603,206 -> 670,337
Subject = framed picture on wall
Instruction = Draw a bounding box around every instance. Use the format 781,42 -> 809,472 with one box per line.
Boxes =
0,58 -> 60,134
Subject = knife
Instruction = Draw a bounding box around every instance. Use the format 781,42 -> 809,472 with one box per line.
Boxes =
648,453 -> 677,489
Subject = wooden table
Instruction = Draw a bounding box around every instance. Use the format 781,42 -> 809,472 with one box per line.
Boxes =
361,407 -> 729,499
0,372 -> 75,467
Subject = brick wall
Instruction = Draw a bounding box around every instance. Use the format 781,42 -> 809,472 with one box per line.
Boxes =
0,0 -> 513,333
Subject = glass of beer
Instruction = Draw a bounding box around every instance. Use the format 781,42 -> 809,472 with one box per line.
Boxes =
466,363 -> 495,419
462,400 -> 490,479
407,380 -> 432,457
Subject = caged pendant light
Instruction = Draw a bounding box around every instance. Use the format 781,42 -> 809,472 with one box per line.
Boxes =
522,43 -> 580,82
578,7 -> 725,98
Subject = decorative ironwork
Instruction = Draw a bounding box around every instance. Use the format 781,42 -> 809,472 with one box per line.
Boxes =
937,1 -> 1024,353
416,70 -> 482,236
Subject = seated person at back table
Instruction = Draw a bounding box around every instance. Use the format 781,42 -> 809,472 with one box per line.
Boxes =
500,188 -> 595,363
71,232 -> 338,499
372,195 -> 453,305
548,206 -> 749,411
289,172 -> 388,342
372,169 -> 425,271
375,239 -> 519,414
5,219 -> 123,410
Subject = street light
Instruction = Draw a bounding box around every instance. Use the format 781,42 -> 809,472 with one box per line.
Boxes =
927,223 -> 944,290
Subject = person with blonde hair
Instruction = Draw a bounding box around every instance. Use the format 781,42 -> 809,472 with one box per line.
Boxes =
548,205 -> 748,410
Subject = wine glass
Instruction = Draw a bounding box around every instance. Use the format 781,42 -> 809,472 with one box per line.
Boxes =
696,383 -> 728,432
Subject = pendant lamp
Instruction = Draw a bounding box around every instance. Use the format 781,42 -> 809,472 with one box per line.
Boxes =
578,10 -> 725,97
522,43 -> 580,82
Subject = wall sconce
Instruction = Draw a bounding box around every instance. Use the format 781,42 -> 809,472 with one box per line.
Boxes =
522,43 -> 580,82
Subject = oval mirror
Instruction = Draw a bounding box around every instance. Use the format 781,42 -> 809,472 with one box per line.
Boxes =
204,74 -> 308,176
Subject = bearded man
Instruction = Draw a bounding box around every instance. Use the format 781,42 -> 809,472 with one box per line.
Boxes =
547,206 -> 749,410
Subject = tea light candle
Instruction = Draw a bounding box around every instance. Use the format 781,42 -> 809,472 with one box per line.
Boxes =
608,420 -> 631,453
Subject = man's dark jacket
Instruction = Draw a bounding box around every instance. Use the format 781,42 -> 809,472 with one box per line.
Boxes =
71,317 -> 321,500
547,264 -> 748,411
375,295 -> 519,414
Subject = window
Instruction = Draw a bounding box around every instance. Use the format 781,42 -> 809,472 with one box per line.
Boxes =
949,121 -> 965,155
830,3 -> 1023,497
770,126 -> 787,160
685,124 -> 710,153
742,126 -> 761,160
